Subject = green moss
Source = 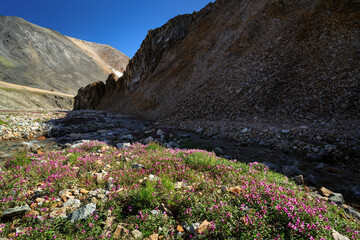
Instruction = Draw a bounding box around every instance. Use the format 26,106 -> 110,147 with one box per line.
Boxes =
0,55 -> 15,67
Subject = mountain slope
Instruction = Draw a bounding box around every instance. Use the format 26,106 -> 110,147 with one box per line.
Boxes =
0,16 -> 129,95
75,0 -> 360,126
0,80 -> 73,110
66,36 -> 129,77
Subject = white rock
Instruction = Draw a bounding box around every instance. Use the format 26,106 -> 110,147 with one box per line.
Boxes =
117,142 -> 131,149
332,229 -> 350,240
241,128 -> 249,133
157,129 -> 165,136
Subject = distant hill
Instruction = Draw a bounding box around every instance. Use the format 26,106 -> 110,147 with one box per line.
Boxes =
0,16 -> 129,95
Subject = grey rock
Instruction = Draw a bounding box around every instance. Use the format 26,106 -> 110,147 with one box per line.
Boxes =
63,199 -> 81,208
131,229 -> 143,239
262,162 -> 280,171
189,222 -> 200,234
58,189 -> 69,197
178,133 -> 191,138
88,189 -> 106,198
3,205 -> 31,218
149,174 -> 159,181
332,229 -> 350,240
241,128 -> 249,133
177,232 -> 185,238
319,149 -> 329,156
16,227 -> 25,234
220,186 -> 228,192
144,136 -> 154,143
116,142 -> 131,149
67,203 -> 96,223
174,182 -> 184,189
151,210 -> 160,215
159,203 -> 173,216
292,175 -> 304,185
121,134 -> 134,140
346,207 -> 360,220
196,128 -> 204,134
157,129 -> 165,136
214,147 -> 223,155
307,153 -> 321,161
314,162 -> 326,171
282,166 -> 302,177
240,205 -> 251,211
69,133 -> 82,140
309,192 -> 322,199
132,163 -> 145,169
328,193 -> 344,204
325,144 -> 337,151
281,129 -> 290,134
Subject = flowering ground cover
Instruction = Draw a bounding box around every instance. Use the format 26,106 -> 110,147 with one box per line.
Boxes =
0,141 -> 359,239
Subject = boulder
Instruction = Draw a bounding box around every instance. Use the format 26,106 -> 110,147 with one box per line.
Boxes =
328,193 -> 345,205
3,205 -> 31,218
332,229 -> 350,240
67,203 -> 96,223
116,142 -> 131,149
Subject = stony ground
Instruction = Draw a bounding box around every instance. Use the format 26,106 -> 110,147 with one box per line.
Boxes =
0,110 -> 359,239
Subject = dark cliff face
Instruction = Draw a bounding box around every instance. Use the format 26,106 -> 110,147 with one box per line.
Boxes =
75,0 -> 360,125
74,74 -> 118,110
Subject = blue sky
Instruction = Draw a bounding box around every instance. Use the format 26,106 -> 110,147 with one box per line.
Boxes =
1,0 -> 213,58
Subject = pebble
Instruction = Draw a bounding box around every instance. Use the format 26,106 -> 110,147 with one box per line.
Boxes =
63,199 -> 81,208
131,229 -> 143,239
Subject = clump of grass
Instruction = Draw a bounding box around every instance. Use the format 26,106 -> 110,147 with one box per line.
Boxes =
0,119 -> 9,125
0,141 -> 358,239
4,153 -> 32,168
145,141 -> 163,151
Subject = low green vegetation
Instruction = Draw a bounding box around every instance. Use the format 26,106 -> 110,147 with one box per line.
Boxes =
0,141 -> 358,239
0,55 -> 15,67
0,119 -> 9,125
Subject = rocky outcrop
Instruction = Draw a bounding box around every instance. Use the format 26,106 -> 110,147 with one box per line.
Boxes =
105,73 -> 117,96
75,0 -> 360,128
0,16 -> 128,95
74,81 -> 106,110
74,73 -> 120,110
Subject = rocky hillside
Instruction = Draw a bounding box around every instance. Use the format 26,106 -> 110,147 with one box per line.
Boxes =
75,0 -> 360,129
0,16 -> 129,95
0,81 -> 73,110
